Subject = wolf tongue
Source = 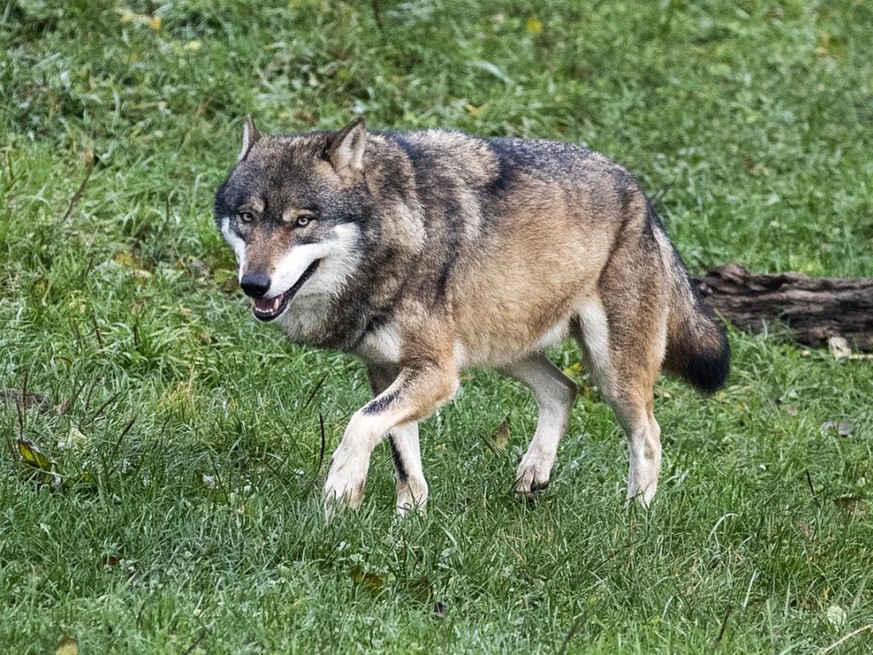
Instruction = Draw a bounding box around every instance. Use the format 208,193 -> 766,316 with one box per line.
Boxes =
254,297 -> 275,311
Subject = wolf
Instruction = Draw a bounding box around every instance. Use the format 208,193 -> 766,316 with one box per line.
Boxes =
214,116 -> 730,516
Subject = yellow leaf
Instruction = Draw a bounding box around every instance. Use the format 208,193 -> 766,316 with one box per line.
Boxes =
119,10 -> 139,24
113,250 -> 136,268
491,417 -> 510,451
184,40 -> 202,51
113,250 -> 152,276
17,438 -> 53,471
525,16 -> 543,34
70,471 -> 97,492
56,635 -> 78,655
350,566 -> 388,593
149,15 -> 162,30
17,437 -> 61,488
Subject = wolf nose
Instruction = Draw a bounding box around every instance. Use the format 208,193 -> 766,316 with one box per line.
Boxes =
240,273 -> 271,298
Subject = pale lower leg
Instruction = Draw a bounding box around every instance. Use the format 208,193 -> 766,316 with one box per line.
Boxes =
502,353 -> 577,495
388,422 -> 428,515
623,410 -> 662,506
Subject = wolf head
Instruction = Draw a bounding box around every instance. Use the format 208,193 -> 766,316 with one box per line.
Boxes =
214,117 -> 372,324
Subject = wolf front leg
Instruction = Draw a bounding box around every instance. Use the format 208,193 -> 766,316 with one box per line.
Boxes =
323,362 -> 458,516
367,365 -> 429,516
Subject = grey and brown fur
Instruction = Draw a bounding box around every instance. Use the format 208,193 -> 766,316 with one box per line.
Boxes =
214,117 -> 730,515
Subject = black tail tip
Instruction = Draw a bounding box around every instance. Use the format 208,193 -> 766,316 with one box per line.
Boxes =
684,339 -> 731,394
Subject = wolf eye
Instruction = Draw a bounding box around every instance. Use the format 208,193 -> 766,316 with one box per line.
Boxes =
295,214 -> 314,228
238,211 -> 254,223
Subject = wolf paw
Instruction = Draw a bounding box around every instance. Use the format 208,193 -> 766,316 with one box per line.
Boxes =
323,454 -> 368,518
514,453 -> 553,499
395,479 -> 429,517
625,479 -> 658,509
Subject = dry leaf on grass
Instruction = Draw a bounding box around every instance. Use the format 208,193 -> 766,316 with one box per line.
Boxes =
56,636 -> 78,655
17,437 -> 61,488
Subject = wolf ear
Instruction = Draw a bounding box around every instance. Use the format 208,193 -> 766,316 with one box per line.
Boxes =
238,115 -> 260,162
326,117 -> 367,177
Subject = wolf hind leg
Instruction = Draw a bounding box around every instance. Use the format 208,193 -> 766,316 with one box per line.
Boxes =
573,295 -> 666,506
501,353 -> 577,497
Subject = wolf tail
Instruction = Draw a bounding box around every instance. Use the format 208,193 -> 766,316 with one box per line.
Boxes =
656,221 -> 730,394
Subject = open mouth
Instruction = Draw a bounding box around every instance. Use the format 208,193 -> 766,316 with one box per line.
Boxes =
251,259 -> 321,322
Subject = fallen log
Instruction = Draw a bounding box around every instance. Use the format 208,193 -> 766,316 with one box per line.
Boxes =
693,264 -> 873,351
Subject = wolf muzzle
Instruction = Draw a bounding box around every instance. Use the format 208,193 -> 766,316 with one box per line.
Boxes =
241,260 -> 322,322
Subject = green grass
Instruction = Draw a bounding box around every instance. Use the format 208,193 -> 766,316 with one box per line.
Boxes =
2,0 -> 872,652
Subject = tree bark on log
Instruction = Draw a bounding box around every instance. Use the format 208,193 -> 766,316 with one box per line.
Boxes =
693,264 -> 873,351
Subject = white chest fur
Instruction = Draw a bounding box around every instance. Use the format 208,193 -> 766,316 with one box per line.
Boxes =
355,324 -> 403,365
